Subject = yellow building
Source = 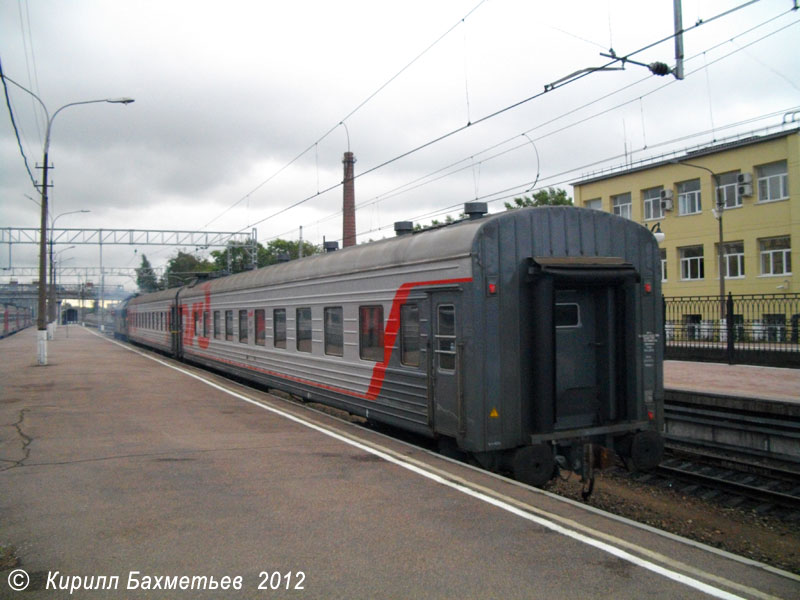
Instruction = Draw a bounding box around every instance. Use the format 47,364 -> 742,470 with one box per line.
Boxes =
571,127 -> 798,299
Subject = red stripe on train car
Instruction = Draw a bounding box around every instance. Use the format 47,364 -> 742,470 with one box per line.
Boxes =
186,276 -> 472,402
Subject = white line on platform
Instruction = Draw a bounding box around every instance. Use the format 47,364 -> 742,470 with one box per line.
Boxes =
96,331 -> 778,600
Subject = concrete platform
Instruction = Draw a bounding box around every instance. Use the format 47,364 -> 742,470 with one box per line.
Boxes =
1,325 -> 798,599
665,360 -> 800,405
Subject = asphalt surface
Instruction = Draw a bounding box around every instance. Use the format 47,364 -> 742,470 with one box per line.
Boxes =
1,325 -> 798,599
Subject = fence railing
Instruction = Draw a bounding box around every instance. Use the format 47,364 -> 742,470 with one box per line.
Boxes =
664,293 -> 800,367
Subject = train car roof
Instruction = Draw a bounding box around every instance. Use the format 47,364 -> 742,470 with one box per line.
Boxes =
129,206 -> 655,304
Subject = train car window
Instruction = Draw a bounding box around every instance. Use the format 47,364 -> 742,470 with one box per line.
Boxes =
203,311 -> 210,338
296,307 -> 312,353
239,310 -> 248,343
400,304 -> 420,367
213,311 -> 221,339
359,305 -> 384,362
436,305 -> 456,371
555,303 -> 580,328
324,307 -> 343,357
195,311 -> 202,337
254,309 -> 266,346
274,309 -> 287,349
225,310 -> 233,341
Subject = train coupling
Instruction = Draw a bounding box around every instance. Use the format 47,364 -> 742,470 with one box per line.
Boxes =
555,442 -> 615,501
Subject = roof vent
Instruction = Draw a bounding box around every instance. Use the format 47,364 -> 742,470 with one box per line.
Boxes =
464,201 -> 488,220
394,221 -> 414,236
277,253 -> 291,263
323,241 -> 339,253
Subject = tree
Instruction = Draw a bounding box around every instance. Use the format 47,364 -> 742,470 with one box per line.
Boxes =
260,239 -> 320,266
135,254 -> 160,293
505,187 -> 573,210
160,251 -> 215,289
210,242 -> 259,274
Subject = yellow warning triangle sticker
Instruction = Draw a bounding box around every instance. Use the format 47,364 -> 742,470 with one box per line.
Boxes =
489,408 -> 499,418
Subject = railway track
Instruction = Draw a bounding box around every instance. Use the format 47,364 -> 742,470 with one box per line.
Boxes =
630,453 -> 800,520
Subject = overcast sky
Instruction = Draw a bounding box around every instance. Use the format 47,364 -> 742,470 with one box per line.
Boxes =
1,0 -> 798,290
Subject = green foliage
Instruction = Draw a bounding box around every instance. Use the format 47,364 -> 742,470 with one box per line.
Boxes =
505,187 -> 573,210
135,254 -> 160,293
260,239 -> 320,266
160,251 -> 215,288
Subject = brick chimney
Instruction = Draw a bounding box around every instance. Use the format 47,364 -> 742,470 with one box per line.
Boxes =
342,151 -> 356,248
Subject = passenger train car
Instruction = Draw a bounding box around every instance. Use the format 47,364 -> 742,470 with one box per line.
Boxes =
1,304 -> 32,338
116,205 -> 664,486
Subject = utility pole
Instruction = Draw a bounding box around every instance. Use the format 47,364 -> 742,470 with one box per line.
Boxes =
673,0 -> 685,80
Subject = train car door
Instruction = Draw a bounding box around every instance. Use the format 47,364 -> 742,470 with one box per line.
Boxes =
554,288 -> 605,429
430,293 -> 462,436
170,303 -> 183,359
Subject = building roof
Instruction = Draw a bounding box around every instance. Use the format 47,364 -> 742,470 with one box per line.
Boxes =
571,126 -> 799,187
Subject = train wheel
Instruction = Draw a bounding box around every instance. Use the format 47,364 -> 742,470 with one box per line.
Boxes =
630,430 -> 664,471
511,443 -> 555,487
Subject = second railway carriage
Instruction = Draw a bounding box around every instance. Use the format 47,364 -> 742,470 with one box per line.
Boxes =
121,205 -> 664,486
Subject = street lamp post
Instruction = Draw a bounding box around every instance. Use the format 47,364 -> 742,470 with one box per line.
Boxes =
1,73 -> 133,365
672,160 -> 725,321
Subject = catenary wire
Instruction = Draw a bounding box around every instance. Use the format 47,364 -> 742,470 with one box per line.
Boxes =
199,0 -> 490,231
261,7 -> 798,243
236,0 -> 773,238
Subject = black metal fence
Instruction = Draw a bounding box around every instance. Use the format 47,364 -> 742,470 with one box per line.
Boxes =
664,293 -> 800,368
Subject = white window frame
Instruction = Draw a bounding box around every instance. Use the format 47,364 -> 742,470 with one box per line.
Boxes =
643,187 -> 664,221
680,246 -> 704,281
677,179 -> 702,215
759,237 -> 792,276
612,192 -> 632,220
584,198 -> 602,211
720,242 -> 745,279
660,249 -> 667,282
715,171 -> 741,210
757,161 -> 789,203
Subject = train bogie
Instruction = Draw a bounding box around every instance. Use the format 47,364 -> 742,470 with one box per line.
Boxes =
123,206 -> 664,487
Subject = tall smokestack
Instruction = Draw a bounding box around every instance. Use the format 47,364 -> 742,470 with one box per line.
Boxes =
342,151 -> 356,248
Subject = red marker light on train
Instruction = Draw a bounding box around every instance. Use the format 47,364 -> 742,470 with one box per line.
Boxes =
488,283 -> 497,295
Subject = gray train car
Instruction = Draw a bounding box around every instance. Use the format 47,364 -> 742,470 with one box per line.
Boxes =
121,205 -> 664,486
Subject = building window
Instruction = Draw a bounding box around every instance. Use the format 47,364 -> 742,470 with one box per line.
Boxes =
324,307 -> 343,357
611,193 -> 632,219
584,198 -> 602,210
273,309 -> 286,349
296,307 -> 312,353
716,171 -> 741,209
683,314 -> 702,340
680,245 -> 704,280
643,187 -> 664,221
760,237 -> 791,276
400,304 -> 420,367
660,249 -> 667,282
677,179 -> 702,215
764,314 -> 787,342
719,242 -> 745,279
238,310 -> 248,343
359,305 -> 384,362
254,309 -> 266,346
225,310 -> 233,341
213,311 -> 220,339
757,161 -> 789,203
